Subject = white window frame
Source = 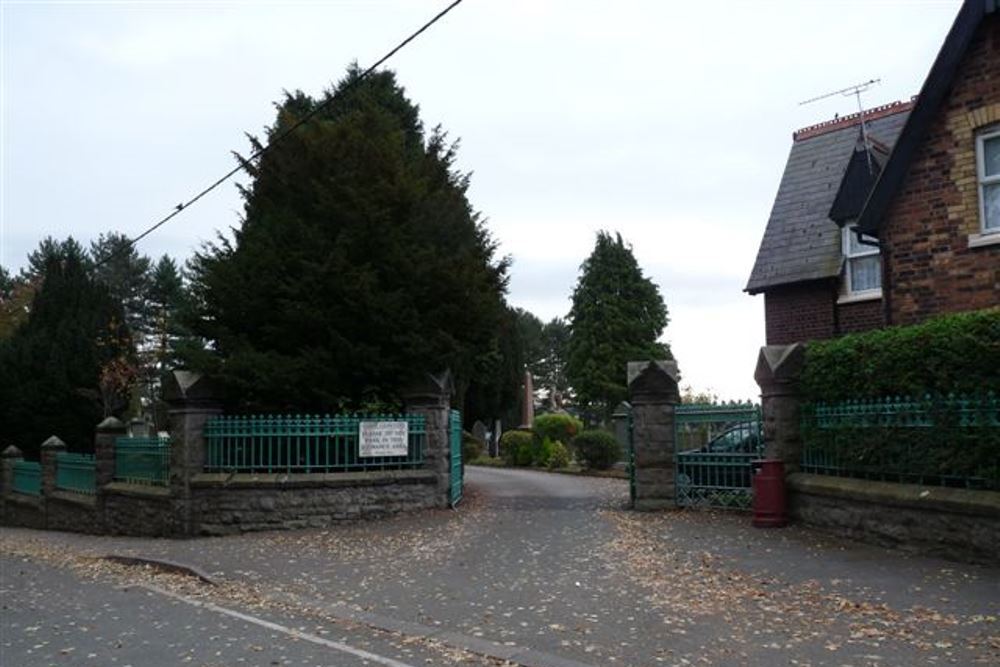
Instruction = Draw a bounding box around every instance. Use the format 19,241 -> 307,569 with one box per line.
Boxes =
840,223 -> 882,301
976,127 -> 1000,237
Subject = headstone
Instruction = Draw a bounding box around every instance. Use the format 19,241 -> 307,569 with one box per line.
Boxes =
472,421 -> 488,445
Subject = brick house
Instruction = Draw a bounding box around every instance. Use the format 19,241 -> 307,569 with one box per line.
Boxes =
746,0 -> 999,345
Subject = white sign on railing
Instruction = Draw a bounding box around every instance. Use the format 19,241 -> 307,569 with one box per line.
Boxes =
358,421 -> 409,457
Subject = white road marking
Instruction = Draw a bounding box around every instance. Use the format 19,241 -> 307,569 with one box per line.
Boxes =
139,584 -> 419,667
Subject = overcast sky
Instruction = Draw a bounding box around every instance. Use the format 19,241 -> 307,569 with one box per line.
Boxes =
1,0 -> 961,400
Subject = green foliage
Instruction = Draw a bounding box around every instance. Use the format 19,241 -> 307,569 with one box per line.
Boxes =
532,412 -> 582,446
465,306 -> 525,429
462,430 -> 484,463
0,244 -> 131,458
0,269 -> 35,340
535,436 -> 555,468
547,440 -> 571,469
536,318 -> 571,405
499,429 -> 534,466
567,232 -> 671,422
801,308 -> 1000,402
572,429 -> 621,470
185,66 -> 507,412
90,232 -> 151,337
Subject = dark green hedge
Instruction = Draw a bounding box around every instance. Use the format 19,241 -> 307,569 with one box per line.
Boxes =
801,308 -> 1000,402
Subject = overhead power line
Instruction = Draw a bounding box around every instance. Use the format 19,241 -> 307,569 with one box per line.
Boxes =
95,0 -> 466,268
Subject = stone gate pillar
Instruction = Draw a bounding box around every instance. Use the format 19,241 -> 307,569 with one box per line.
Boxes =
1,445 -> 23,516
94,417 -> 125,488
627,360 -> 680,511
163,370 -> 224,536
94,417 -> 126,531
754,343 -> 806,472
40,436 -> 67,498
403,369 -> 453,509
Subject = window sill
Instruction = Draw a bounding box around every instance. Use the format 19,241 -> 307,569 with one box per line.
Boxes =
837,290 -> 882,305
968,231 -> 1000,249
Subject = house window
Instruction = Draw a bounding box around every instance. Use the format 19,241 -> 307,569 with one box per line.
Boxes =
977,128 -> 1000,233
842,224 -> 881,296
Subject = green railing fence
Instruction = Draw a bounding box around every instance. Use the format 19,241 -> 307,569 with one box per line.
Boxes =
203,414 -> 426,473
12,460 -> 42,496
802,393 -> 1000,490
674,402 -> 763,509
55,452 -> 96,495
115,436 -> 171,485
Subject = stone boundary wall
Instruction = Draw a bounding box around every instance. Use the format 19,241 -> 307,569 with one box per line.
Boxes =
0,370 -> 455,538
190,471 -> 439,536
788,473 -> 1000,565
757,343 -> 1000,564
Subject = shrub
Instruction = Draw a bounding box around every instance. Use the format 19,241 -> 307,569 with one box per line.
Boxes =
461,431 -> 484,463
572,429 -> 621,470
547,440 -> 571,469
500,430 -> 534,466
534,437 -> 554,468
532,413 -> 583,447
801,307 -> 1000,402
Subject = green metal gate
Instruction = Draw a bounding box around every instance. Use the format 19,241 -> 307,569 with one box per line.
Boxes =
449,409 -> 463,507
674,402 -> 762,509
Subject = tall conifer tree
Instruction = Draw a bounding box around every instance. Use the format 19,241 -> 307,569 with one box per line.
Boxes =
566,232 -> 671,423
186,66 -> 508,411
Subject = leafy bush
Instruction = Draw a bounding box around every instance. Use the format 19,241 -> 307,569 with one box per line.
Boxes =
462,431 -> 484,463
500,430 -> 534,466
534,437 -> 555,468
801,308 -> 1000,402
547,440 -> 571,469
532,413 -> 583,447
572,429 -> 621,470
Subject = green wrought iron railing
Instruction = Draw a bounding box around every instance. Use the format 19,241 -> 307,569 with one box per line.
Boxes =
802,393 -> 1000,490
55,452 -> 96,495
675,402 -> 763,510
115,436 -> 171,486
203,414 -> 426,473
12,460 -> 41,496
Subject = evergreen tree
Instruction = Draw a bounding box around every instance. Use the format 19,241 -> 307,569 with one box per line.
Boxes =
23,236 -> 90,280
566,232 -> 671,423
90,232 -> 152,336
147,254 -> 186,371
536,318 -> 571,407
186,66 -> 508,411
0,266 -> 13,299
464,306 -> 525,429
0,243 -> 131,457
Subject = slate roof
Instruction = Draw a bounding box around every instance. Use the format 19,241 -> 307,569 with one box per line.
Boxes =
744,102 -> 912,294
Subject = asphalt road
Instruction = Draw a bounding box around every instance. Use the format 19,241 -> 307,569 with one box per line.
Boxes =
2,467 -> 998,667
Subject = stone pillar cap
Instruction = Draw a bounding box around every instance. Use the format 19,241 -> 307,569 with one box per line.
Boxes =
40,435 -> 67,450
162,370 -> 223,405
2,445 -> 23,458
627,360 -> 680,403
97,416 -> 127,432
612,401 -> 632,416
754,343 -> 806,385
402,369 -> 454,402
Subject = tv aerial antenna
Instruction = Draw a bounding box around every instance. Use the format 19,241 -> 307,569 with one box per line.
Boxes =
800,78 -> 881,174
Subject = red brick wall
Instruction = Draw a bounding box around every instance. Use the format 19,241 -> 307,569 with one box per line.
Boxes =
764,281 -> 837,345
882,15 -> 1000,326
837,299 -> 884,335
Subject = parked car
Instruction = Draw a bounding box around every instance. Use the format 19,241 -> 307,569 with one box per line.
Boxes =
676,423 -> 763,489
